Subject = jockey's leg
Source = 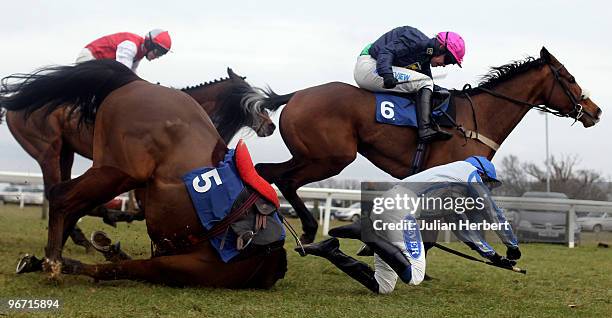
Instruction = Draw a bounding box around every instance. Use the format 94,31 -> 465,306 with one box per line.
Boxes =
299,238 -> 380,293
416,87 -> 452,143
354,55 -> 451,142
363,213 -> 426,289
328,218 -> 362,240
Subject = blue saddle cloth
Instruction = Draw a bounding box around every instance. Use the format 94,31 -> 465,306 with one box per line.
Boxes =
375,93 -> 449,127
182,149 -> 284,262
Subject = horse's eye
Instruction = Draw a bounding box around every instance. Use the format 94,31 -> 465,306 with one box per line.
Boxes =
568,76 -> 576,84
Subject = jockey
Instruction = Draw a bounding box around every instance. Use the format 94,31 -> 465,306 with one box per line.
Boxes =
76,29 -> 172,72
299,156 -> 521,294
354,26 -> 465,143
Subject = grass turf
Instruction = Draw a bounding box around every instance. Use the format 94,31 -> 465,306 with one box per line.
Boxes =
0,204 -> 610,317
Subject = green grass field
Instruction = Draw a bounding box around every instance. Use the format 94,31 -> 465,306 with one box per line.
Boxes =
0,204 -> 611,317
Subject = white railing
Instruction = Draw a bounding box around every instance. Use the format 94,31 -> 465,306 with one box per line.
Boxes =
276,187 -> 612,248
3,171 -> 611,247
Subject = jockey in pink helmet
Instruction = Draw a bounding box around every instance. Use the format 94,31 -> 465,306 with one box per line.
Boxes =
354,26 -> 465,143
76,29 -> 172,72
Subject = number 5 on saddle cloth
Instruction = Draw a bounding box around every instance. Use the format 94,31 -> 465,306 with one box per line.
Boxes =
183,140 -> 285,262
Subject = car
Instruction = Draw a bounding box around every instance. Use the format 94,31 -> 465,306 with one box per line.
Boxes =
578,212 -> 612,232
0,185 -> 45,205
334,202 -> 361,222
515,191 -> 581,244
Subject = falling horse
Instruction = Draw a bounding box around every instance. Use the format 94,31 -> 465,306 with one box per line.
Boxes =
255,47 -> 602,243
2,67 -> 288,250
0,60 -> 287,287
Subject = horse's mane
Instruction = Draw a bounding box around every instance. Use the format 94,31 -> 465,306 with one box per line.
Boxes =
179,71 -> 277,143
213,80 -> 277,143
180,76 -> 232,92
458,56 -> 546,95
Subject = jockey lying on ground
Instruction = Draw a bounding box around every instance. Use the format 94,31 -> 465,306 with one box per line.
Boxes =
299,156 -> 521,294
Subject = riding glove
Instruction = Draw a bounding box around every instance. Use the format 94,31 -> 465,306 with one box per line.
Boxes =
382,74 -> 397,89
489,253 -> 517,268
506,246 -> 522,260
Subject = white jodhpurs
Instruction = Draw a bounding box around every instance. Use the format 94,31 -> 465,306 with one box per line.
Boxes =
354,55 -> 433,93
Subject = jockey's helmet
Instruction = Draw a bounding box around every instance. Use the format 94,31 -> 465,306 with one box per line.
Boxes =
144,29 -> 172,56
436,31 -> 465,67
465,156 -> 501,187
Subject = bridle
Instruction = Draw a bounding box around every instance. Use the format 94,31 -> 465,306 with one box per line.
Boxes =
445,60 -> 591,151
469,62 -> 587,122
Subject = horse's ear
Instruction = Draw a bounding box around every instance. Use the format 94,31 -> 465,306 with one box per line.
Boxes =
227,67 -> 244,80
540,47 -> 551,62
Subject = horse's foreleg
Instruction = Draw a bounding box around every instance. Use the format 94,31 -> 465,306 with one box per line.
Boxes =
45,166 -> 140,278
61,247 -> 287,288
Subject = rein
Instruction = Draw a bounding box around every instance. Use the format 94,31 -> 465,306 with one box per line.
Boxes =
449,62 -> 586,151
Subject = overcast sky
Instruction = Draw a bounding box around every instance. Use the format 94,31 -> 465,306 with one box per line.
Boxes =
0,0 -> 609,182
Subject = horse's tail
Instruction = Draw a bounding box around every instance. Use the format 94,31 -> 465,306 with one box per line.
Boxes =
261,89 -> 295,112
240,85 -> 295,113
0,60 -> 141,124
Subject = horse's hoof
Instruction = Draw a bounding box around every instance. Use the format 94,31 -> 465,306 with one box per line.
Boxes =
299,233 -> 316,245
43,259 -> 63,283
91,231 -> 112,252
16,254 -> 44,274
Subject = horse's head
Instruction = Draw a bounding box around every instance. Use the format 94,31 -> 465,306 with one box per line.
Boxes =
182,69 -> 276,142
539,47 -> 602,127
227,68 -> 276,137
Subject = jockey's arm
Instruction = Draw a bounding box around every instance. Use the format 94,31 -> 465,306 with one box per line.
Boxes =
375,44 -> 397,77
445,212 -> 497,259
470,180 -> 519,249
115,40 -> 138,71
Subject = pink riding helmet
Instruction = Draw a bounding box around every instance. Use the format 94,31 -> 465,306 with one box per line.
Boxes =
436,31 -> 465,66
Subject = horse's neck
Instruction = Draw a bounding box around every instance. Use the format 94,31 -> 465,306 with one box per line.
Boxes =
184,82 -> 242,144
183,84 -> 229,115
466,71 -> 546,147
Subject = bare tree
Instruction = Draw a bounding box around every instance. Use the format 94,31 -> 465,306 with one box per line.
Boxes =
497,154 -> 609,200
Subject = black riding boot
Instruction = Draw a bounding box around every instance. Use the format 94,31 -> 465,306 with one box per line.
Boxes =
416,88 -> 452,143
328,219 -> 362,240
364,236 -> 414,283
298,238 -> 380,293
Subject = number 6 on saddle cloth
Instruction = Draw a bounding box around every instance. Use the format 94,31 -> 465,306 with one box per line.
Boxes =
183,140 -> 285,262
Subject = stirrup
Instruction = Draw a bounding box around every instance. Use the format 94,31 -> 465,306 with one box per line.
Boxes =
418,127 -> 452,143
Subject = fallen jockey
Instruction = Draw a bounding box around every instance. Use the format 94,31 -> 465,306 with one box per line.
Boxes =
298,156 -> 521,294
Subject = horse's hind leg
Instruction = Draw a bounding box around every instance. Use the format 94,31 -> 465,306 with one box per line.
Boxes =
45,166 -> 141,277
256,160 -> 318,243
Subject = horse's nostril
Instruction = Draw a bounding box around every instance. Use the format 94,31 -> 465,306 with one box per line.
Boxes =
597,108 -> 602,118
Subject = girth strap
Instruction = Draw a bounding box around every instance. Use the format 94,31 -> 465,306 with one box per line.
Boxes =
187,190 -> 260,246
463,130 -> 500,151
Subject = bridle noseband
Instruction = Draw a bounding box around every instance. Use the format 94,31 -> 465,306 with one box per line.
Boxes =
546,64 -> 584,121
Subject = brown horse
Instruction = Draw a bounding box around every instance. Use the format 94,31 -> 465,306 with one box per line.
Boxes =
0,60 -> 287,287
3,67 -> 288,249
255,47 -> 602,243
